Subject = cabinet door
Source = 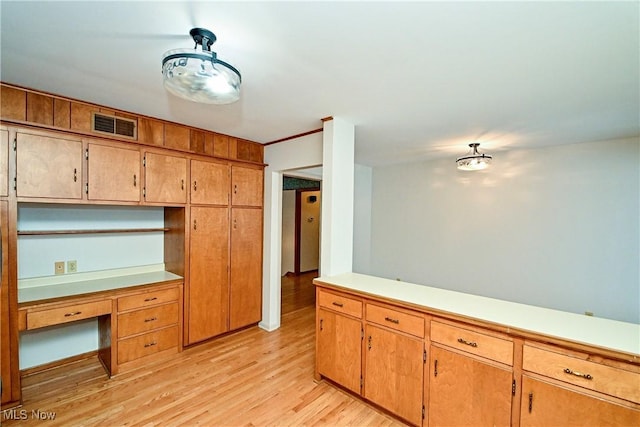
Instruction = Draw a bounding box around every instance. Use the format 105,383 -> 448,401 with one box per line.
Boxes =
317,308 -> 362,394
429,346 -> 512,427
364,324 -> 424,426
87,143 -> 141,202
521,375 -> 640,427
229,208 -> 262,330
0,130 -> 8,197
191,159 -> 229,205
144,152 -> 187,204
188,206 -> 229,343
231,165 -> 263,207
16,132 -> 83,199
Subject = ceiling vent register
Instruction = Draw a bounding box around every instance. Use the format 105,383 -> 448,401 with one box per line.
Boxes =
92,113 -> 137,139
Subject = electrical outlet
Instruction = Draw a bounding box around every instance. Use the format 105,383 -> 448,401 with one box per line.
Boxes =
585,311 -> 594,317
67,260 -> 77,273
54,261 -> 65,275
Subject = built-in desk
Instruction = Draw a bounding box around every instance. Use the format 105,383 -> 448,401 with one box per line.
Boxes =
18,267 -> 183,376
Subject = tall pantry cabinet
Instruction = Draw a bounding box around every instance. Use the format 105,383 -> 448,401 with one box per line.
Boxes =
186,161 -> 263,345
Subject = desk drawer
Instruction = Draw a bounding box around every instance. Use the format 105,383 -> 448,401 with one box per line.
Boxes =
366,304 -> 424,338
26,299 -> 112,330
318,289 -> 362,318
523,344 -> 640,404
118,325 -> 179,364
118,287 -> 179,312
118,303 -> 179,338
431,321 -> 513,365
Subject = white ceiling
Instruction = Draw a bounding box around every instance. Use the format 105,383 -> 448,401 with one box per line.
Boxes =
1,1 -> 638,166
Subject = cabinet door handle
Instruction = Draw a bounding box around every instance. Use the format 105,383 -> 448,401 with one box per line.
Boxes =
563,368 -> 593,380
194,219 -> 197,230
73,168 -> 77,182
367,335 -> 372,350
384,316 -> 399,324
234,184 -> 238,194
434,359 -> 438,377
144,297 -> 158,302
181,179 -> 184,190
332,302 -> 344,308
528,392 -> 533,413
144,341 -> 157,348
193,180 -> 197,191
457,338 -> 478,348
319,319 -> 323,331
133,174 -> 137,187
144,317 -> 157,323
233,218 -> 237,229
64,311 -> 82,317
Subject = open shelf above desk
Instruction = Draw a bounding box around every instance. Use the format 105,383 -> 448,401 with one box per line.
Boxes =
18,228 -> 169,236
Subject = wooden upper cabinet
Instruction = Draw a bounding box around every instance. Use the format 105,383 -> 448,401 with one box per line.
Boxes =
87,142 -> 141,202
429,345 -> 513,427
0,130 -> 8,197
137,117 -> 164,146
144,152 -> 187,204
26,92 -> 54,126
16,132 -> 83,199
164,124 -> 190,151
364,323 -> 424,426
231,165 -> 263,207
520,375 -> 640,427
70,102 -> 96,133
229,207 -> 263,330
190,159 -> 229,205
317,307 -> 362,394
0,85 -> 26,121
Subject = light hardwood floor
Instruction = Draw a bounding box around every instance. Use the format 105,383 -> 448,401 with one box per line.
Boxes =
281,271 -> 318,315
2,278 -> 405,426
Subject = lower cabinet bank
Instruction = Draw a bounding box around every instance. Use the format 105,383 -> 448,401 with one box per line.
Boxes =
314,273 -> 640,427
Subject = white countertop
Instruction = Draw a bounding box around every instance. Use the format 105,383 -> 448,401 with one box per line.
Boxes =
315,273 -> 640,357
19,267 -> 182,304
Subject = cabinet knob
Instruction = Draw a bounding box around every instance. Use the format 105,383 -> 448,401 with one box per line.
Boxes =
73,168 -> 77,182
194,219 -> 197,230
181,179 -> 184,190
133,174 -> 137,187
234,184 -> 238,194
193,180 -> 197,191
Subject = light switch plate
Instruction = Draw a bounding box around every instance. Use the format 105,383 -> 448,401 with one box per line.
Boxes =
55,261 -> 65,275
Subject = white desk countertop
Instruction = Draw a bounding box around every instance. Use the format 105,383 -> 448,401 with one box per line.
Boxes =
315,273 -> 640,357
19,265 -> 182,304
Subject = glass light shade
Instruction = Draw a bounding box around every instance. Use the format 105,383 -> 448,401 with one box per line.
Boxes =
162,48 -> 241,105
456,143 -> 492,171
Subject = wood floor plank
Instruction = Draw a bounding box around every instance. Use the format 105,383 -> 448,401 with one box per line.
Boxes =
3,276 -> 405,426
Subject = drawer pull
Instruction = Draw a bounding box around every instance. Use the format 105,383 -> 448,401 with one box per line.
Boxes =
144,341 -> 157,348
384,316 -> 400,324
332,302 -> 344,308
64,311 -> 82,317
144,317 -> 157,323
144,297 -> 158,302
457,338 -> 478,348
564,368 -> 593,380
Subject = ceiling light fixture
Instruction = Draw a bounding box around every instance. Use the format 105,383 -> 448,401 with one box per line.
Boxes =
456,143 -> 492,171
161,28 -> 241,105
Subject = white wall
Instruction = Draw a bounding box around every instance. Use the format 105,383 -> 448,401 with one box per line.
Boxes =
353,164 -> 372,274
262,132 -> 323,331
18,204 -> 165,368
281,190 -> 296,275
365,138 -> 639,323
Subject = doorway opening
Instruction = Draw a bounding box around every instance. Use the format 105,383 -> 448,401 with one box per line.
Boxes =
281,173 -> 321,316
